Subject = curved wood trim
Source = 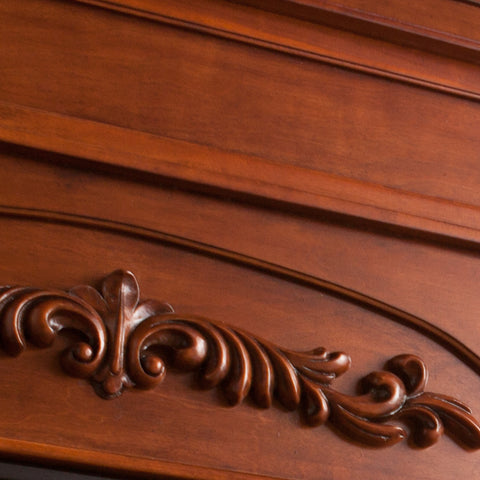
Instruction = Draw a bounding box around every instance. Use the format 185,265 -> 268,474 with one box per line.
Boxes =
2,103 -> 480,250
73,0 -> 480,102
1,205 -> 480,380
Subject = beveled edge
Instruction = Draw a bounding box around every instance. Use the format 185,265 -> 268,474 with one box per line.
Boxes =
2,102 -> 480,250
0,437 -> 279,480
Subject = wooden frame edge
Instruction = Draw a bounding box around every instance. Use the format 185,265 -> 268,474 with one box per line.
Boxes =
72,0 -> 480,102
2,101 -> 480,248
0,437 -> 279,480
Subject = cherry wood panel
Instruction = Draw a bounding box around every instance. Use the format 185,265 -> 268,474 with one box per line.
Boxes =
2,109 -> 480,250
76,0 -> 480,98
1,0 -> 480,478
0,216 -> 479,479
234,0 -> 480,62
2,0 -> 480,209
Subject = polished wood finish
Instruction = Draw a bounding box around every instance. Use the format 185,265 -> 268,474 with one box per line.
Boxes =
2,271 -> 479,450
1,0 -> 480,478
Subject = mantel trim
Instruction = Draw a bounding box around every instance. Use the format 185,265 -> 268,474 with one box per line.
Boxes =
2,102 -> 480,250
2,270 -> 480,449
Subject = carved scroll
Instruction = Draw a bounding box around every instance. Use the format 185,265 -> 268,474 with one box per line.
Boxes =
0,270 -> 479,449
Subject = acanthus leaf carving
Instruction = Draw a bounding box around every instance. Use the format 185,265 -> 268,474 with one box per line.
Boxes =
0,270 -> 479,450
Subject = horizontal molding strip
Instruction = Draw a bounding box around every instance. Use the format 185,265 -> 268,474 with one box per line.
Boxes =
233,0 -> 480,61
73,0 -> 480,102
2,101 -> 480,248
2,205 -> 480,381
0,437 -> 279,480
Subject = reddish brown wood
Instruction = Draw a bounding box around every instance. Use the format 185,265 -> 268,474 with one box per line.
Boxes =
1,270 -> 479,450
2,0 -> 480,205
1,0 -> 480,478
0,214 -> 480,478
2,104 -> 480,249
231,0 -> 480,63
71,0 -> 480,99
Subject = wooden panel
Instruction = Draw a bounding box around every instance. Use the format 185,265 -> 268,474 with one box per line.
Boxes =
0,214 -> 479,479
234,0 -> 480,61
1,153 -> 479,358
2,110 -> 480,250
1,0 -> 480,478
1,0 -> 480,208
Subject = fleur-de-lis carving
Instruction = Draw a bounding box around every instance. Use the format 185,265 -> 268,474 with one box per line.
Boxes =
0,270 -> 479,449
70,270 -> 174,398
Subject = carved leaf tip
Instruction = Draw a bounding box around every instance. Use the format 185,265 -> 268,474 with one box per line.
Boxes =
384,355 -> 480,450
331,404 -> 407,447
0,285 -> 107,378
102,269 -> 140,316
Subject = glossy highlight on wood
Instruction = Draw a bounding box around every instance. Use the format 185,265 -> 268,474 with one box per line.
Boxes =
0,270 -> 479,450
2,0 -> 480,477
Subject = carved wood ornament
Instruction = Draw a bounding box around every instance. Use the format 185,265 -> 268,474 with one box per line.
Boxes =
0,270 -> 479,449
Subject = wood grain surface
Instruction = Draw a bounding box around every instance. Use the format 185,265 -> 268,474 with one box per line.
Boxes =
2,0 -> 480,203
1,153 -> 480,479
1,0 -> 480,478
